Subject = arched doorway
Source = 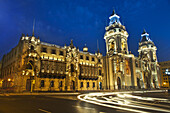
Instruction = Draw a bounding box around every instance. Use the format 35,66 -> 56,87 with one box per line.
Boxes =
153,79 -> 156,88
71,64 -> 74,72
145,76 -> 150,89
59,81 -> 62,91
72,80 -> 75,90
99,82 -> 102,90
26,79 -> 31,91
117,77 -> 121,90
137,78 -> 141,89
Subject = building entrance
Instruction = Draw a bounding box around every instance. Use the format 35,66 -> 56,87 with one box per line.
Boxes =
72,80 -> 75,90
117,77 -> 121,90
99,82 -> 102,90
26,79 -> 31,91
137,78 -> 141,89
153,79 -> 156,88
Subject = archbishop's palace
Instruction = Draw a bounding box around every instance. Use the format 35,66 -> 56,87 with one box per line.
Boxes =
1,10 -> 160,92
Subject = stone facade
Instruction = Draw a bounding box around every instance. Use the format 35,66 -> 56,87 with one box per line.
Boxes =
1,10 -> 160,92
1,36 -> 103,92
103,10 -> 160,90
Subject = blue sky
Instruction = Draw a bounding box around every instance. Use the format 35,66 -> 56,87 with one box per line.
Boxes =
0,0 -> 170,62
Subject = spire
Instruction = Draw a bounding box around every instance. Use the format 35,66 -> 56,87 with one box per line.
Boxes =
32,19 -> 35,36
140,29 -> 151,42
111,9 -> 115,16
70,39 -> 74,48
142,29 -> 147,34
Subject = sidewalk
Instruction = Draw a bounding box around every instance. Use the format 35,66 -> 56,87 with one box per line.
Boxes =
0,89 -> 168,96
0,92 -> 80,96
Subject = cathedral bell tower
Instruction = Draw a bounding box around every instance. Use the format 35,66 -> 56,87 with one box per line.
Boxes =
104,10 -> 129,56
138,29 -> 159,89
138,29 -> 157,62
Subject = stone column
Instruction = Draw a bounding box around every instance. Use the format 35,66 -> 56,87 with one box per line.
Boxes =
109,58 -> 114,90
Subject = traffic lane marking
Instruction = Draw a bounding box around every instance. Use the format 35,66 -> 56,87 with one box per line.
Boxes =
38,108 -> 51,113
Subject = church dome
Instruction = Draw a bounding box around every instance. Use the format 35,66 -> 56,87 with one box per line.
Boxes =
83,44 -> 88,52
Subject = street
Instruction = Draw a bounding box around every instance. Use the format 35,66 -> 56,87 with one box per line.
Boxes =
0,91 -> 169,113
0,95 -> 124,113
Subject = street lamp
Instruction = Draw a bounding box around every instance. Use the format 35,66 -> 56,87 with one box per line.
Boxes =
8,78 -> 11,82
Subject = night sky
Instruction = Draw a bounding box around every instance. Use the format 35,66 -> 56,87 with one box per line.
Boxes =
0,0 -> 170,62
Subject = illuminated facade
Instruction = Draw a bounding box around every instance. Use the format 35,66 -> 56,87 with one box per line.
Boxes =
159,61 -> 170,88
1,36 -> 103,92
103,10 -> 160,90
1,10 -> 160,92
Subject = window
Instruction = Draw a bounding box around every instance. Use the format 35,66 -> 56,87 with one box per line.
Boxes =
87,82 -> 89,88
93,82 -> 95,88
31,45 -> 34,50
92,57 -> 95,61
59,81 -> 62,87
81,82 -> 83,88
41,47 -> 47,53
27,60 -> 33,69
71,64 -> 74,72
98,59 -> 101,63
99,70 -> 101,75
86,56 -> 89,60
51,49 -> 56,54
80,55 -> 83,59
136,62 -> 138,67
50,81 -> 54,87
59,51 -> 63,56
40,80 -> 45,87
41,64 -> 44,69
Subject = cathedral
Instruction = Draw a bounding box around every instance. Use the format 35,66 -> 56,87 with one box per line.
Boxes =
103,10 -> 160,90
0,10 -> 160,92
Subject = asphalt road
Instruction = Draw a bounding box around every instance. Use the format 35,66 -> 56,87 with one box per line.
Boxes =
0,95 -> 127,113
0,92 -> 169,113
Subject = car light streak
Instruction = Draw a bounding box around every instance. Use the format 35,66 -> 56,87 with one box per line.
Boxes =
78,90 -> 170,113
77,94 -> 148,113
87,95 -> 170,112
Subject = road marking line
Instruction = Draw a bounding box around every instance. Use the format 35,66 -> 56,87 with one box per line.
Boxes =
38,108 -> 51,113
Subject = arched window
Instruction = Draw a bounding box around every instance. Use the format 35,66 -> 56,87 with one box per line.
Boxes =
31,45 -> 34,50
121,41 -> 125,49
99,70 -> 102,75
111,41 -> 114,50
27,60 -> 33,69
71,64 -> 74,72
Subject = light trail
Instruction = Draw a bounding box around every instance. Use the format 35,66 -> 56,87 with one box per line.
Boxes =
77,94 -> 148,113
77,90 -> 170,113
